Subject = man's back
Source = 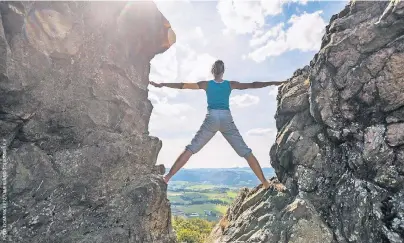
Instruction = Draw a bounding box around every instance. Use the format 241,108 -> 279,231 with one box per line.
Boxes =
205,79 -> 231,110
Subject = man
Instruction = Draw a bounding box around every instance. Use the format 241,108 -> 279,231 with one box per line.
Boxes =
150,60 -> 285,189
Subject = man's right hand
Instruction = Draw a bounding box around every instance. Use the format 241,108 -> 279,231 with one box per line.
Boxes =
149,81 -> 164,88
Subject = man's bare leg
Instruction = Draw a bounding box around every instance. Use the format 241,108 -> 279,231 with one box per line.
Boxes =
163,149 -> 193,184
245,153 -> 271,189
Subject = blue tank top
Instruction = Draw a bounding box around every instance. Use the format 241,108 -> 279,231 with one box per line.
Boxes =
206,80 -> 231,110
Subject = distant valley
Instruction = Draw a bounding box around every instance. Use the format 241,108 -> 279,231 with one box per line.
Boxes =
167,167 -> 275,221
169,167 -> 275,187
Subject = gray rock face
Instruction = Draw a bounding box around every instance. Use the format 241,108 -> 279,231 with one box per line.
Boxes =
0,1 -> 176,243
209,1 -> 404,242
206,179 -> 334,243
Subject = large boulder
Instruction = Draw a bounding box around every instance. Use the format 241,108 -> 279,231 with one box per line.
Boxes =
0,1 -> 176,243
209,1 -> 404,242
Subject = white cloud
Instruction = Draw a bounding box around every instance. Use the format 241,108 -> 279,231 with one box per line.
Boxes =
179,26 -> 208,46
180,45 -> 217,81
230,94 -> 260,108
260,0 -> 284,16
149,99 -> 202,134
248,36 -> 289,62
268,86 -> 279,98
149,86 -> 197,133
248,10 -> 326,62
148,92 -> 161,104
150,45 -> 178,82
247,128 -> 276,136
244,127 -> 277,165
286,10 -> 325,51
217,0 -> 265,34
297,0 -> 308,5
194,26 -> 204,38
250,23 -> 284,47
153,102 -> 193,117
149,45 -> 181,99
149,86 -> 179,100
217,0 -> 308,35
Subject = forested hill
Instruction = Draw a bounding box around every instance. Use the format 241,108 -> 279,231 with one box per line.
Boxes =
169,167 -> 275,187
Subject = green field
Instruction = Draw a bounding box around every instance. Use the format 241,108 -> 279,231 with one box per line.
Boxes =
168,191 -> 236,204
168,184 -> 239,221
226,191 -> 238,198
165,167 -> 276,222
188,184 -> 217,190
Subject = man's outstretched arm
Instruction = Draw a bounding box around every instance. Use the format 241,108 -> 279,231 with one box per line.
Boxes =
149,81 -> 207,90
230,81 -> 286,90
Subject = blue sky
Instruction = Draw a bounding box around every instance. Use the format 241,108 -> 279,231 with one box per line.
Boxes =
148,0 -> 348,169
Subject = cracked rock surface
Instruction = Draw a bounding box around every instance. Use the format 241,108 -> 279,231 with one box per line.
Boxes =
0,1 -> 176,243
208,1 -> 404,243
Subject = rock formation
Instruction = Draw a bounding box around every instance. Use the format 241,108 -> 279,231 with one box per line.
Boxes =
0,1 -> 176,242
208,1 -> 404,242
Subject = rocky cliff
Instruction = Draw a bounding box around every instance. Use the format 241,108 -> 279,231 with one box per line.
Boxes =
208,1 -> 404,243
0,1 -> 175,242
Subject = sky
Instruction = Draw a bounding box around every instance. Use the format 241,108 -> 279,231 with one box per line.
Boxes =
148,0 -> 348,169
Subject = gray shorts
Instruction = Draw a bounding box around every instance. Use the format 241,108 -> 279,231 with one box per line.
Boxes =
185,109 -> 252,158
